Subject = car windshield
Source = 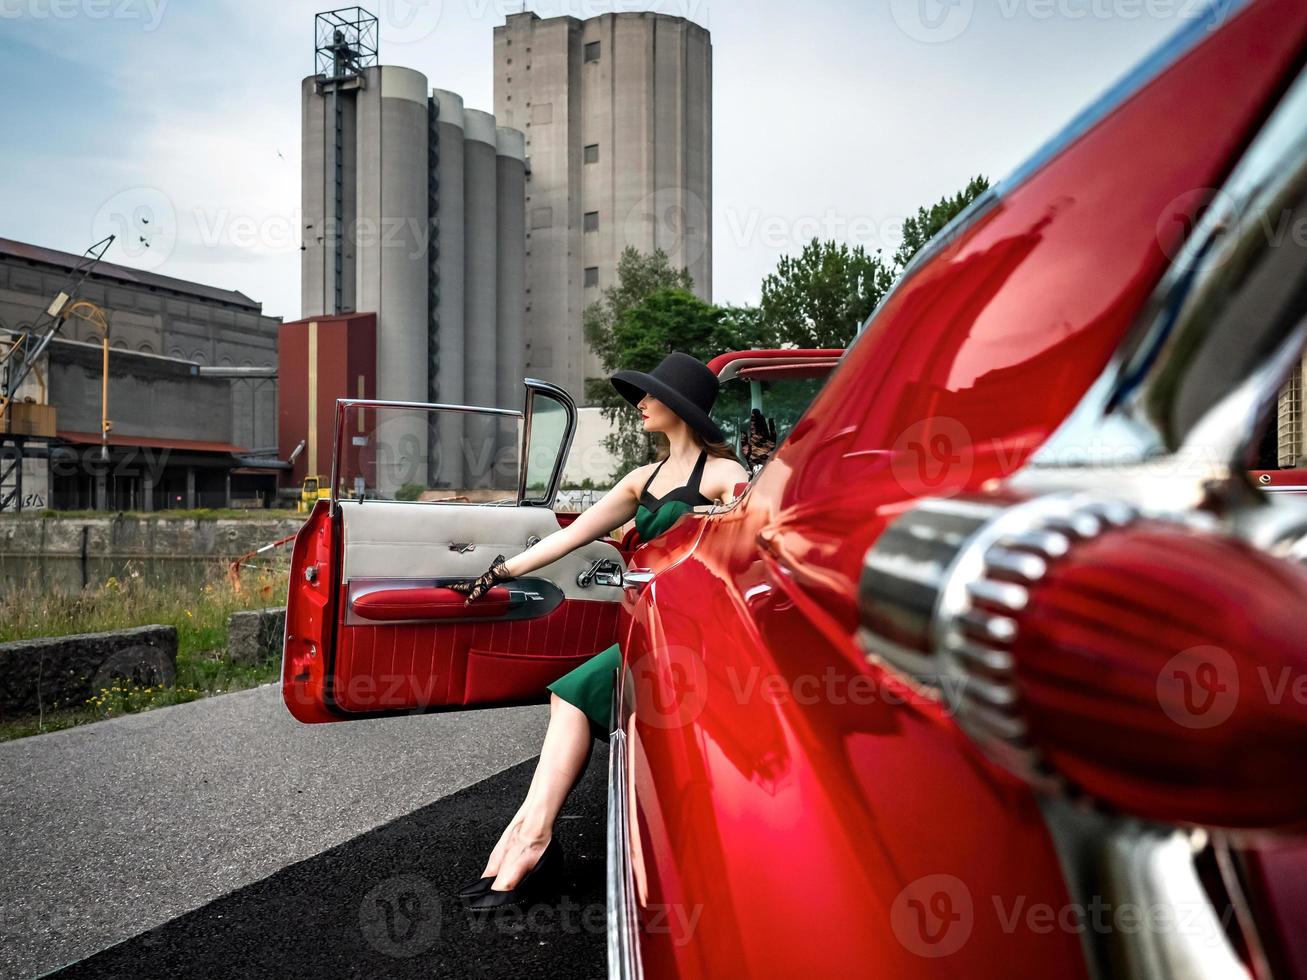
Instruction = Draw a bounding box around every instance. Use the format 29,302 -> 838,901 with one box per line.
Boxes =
712,366 -> 834,456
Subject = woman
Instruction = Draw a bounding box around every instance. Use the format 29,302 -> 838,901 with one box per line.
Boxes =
446,351 -> 763,911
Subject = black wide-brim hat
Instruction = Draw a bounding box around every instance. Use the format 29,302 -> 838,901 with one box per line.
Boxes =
610,351 -> 726,444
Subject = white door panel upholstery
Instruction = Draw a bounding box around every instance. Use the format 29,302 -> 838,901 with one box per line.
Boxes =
339,500 -> 626,602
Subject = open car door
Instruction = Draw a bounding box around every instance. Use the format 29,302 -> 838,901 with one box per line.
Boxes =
282,379 -> 629,724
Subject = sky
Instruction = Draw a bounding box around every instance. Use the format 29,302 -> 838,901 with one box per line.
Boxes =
0,0 -> 1225,321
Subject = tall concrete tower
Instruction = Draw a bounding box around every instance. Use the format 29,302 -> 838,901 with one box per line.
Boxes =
301,10 -> 527,493
493,11 -> 712,406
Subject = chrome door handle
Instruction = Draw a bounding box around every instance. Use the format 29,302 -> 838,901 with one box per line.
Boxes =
622,568 -> 655,594
578,558 -> 625,588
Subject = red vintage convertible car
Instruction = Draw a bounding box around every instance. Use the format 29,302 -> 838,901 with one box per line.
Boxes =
284,0 -> 1307,976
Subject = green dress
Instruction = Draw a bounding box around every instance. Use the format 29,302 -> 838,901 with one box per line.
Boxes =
545,450 -> 712,742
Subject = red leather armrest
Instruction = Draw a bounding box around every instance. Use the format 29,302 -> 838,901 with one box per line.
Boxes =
353,585 -> 513,620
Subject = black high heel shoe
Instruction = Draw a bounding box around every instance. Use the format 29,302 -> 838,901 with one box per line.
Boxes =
464,838 -> 565,911
456,873 -> 495,899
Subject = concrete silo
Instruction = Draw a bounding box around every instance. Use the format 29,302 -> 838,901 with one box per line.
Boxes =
355,65 -> 429,496
462,109 -> 499,489
429,88 -> 467,489
495,126 -> 526,487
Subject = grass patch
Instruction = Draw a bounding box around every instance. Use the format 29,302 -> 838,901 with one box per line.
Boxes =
0,557 -> 291,742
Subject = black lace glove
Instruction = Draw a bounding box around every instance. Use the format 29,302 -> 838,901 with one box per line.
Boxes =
447,553 -> 515,604
739,408 -> 778,468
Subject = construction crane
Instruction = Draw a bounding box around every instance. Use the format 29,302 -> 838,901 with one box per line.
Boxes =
0,235 -> 114,511
0,235 -> 114,424
60,299 -> 114,462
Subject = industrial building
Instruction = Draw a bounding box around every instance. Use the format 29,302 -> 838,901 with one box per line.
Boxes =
493,10 -> 713,405
297,10 -> 527,495
0,238 -> 282,511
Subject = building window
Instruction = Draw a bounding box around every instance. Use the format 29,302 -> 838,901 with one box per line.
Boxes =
584,41 -> 600,62
583,143 -> 599,164
583,211 -> 599,232
584,266 -> 599,288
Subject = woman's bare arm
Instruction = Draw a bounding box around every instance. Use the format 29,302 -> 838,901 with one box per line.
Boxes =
499,467 -> 647,578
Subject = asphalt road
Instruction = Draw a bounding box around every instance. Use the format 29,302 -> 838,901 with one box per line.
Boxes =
0,684 -> 608,979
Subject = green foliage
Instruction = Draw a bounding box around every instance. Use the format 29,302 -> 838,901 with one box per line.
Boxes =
892,174 -> 991,271
584,249 -> 740,477
590,285 -> 734,476
394,483 -> 426,501
582,246 -> 693,379
755,175 -> 991,349
759,240 -> 896,349
581,176 -> 993,475
0,557 -> 288,741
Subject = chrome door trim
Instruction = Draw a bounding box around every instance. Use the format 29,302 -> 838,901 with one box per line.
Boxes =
519,377 -> 578,509
329,396 -> 524,516
607,667 -> 644,980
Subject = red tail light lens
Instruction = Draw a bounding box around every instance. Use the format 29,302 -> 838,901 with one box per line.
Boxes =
1011,522 -> 1307,828
859,492 -> 1307,829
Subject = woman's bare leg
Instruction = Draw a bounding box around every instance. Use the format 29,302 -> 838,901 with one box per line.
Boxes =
482,692 -> 594,891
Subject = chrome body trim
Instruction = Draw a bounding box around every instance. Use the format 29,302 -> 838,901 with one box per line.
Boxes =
1039,799 -> 1249,980
1023,58 -> 1307,505
607,668 -> 643,980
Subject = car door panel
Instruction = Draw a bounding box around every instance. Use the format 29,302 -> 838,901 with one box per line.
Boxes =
326,498 -> 626,714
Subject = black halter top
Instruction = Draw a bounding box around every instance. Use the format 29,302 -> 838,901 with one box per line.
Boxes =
638,448 -> 714,512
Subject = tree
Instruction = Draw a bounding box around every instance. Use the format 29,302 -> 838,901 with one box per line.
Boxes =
592,286 -> 729,476
892,174 -> 991,271
759,240 -> 896,349
756,175 -> 992,349
582,246 -> 692,398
